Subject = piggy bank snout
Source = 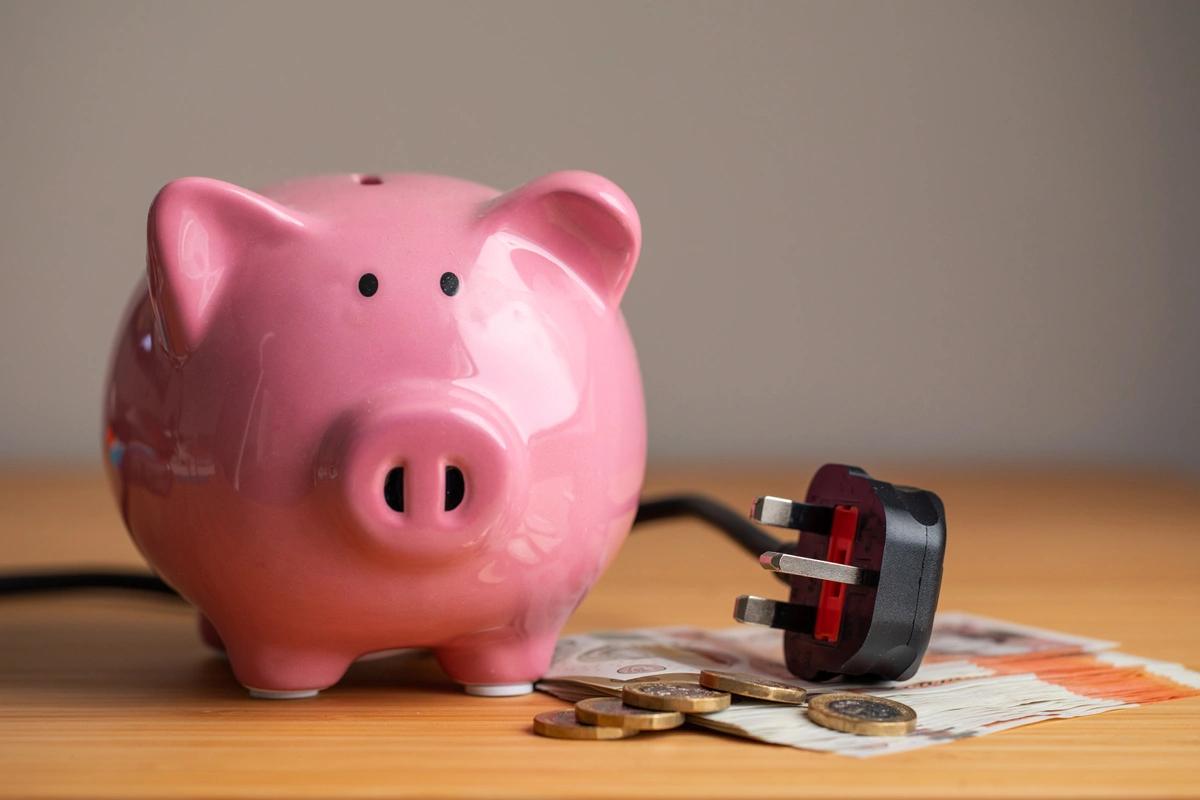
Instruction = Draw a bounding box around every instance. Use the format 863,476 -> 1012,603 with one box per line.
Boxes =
329,394 -> 527,563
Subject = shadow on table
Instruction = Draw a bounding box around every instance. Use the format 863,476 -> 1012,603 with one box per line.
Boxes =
0,596 -> 463,707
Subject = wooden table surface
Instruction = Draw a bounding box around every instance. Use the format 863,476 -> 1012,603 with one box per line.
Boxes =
1,464 -> 1198,799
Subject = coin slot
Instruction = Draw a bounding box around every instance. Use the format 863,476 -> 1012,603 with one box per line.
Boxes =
357,174 -> 383,185
444,466 -> 465,511
383,467 -> 405,513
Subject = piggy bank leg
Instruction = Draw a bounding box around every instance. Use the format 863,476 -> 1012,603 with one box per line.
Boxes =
223,640 -> 354,700
197,614 -> 226,652
435,631 -> 558,696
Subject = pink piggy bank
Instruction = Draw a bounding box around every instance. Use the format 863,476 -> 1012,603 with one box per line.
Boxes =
103,171 -> 646,698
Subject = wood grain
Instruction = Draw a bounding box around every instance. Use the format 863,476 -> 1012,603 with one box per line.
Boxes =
1,465 -> 1198,799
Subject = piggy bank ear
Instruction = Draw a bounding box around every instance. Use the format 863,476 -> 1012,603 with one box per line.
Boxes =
147,177 -> 305,358
481,171 -> 641,306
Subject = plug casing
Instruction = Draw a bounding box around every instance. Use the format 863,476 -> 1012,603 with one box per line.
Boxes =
748,464 -> 946,681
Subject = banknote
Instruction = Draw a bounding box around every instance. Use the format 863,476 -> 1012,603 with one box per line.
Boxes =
537,612 -> 1200,756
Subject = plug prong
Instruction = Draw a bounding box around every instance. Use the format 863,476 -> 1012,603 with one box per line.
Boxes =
759,552 -> 870,585
734,595 -> 816,632
751,496 -> 835,533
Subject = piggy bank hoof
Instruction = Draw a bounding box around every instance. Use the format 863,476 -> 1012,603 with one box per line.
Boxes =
246,687 -> 321,700
463,682 -> 534,697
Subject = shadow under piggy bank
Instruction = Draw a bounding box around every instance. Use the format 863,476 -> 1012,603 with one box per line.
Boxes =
0,595 -> 461,707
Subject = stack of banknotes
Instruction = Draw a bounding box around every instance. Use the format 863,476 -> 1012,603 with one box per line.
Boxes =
536,612 -> 1200,756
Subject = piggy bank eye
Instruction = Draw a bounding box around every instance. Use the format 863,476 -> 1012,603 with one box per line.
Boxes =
358,273 -> 379,297
440,272 -> 460,297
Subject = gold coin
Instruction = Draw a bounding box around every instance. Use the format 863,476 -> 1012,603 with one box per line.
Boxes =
699,670 -> 808,704
621,681 -> 731,713
806,693 -> 917,736
532,709 -> 638,740
544,675 -> 625,697
575,696 -> 686,731
625,672 -> 702,685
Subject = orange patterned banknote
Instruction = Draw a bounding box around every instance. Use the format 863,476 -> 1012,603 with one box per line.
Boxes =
538,612 -> 1200,756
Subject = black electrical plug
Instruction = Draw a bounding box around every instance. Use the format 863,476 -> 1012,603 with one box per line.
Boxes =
734,464 -> 947,682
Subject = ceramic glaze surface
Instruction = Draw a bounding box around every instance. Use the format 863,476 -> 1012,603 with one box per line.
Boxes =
103,171 -> 646,696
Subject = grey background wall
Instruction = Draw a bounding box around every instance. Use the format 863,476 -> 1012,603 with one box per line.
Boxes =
2,1 -> 1197,469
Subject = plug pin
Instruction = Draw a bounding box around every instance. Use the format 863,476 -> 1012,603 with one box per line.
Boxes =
733,595 -> 816,632
758,552 -> 872,585
751,496 -> 834,532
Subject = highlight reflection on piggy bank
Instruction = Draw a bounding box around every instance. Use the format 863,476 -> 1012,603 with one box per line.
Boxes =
103,171 -> 646,698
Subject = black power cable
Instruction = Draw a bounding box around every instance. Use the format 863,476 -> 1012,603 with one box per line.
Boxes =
0,570 -> 178,597
0,495 -> 792,598
634,494 -> 790,563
